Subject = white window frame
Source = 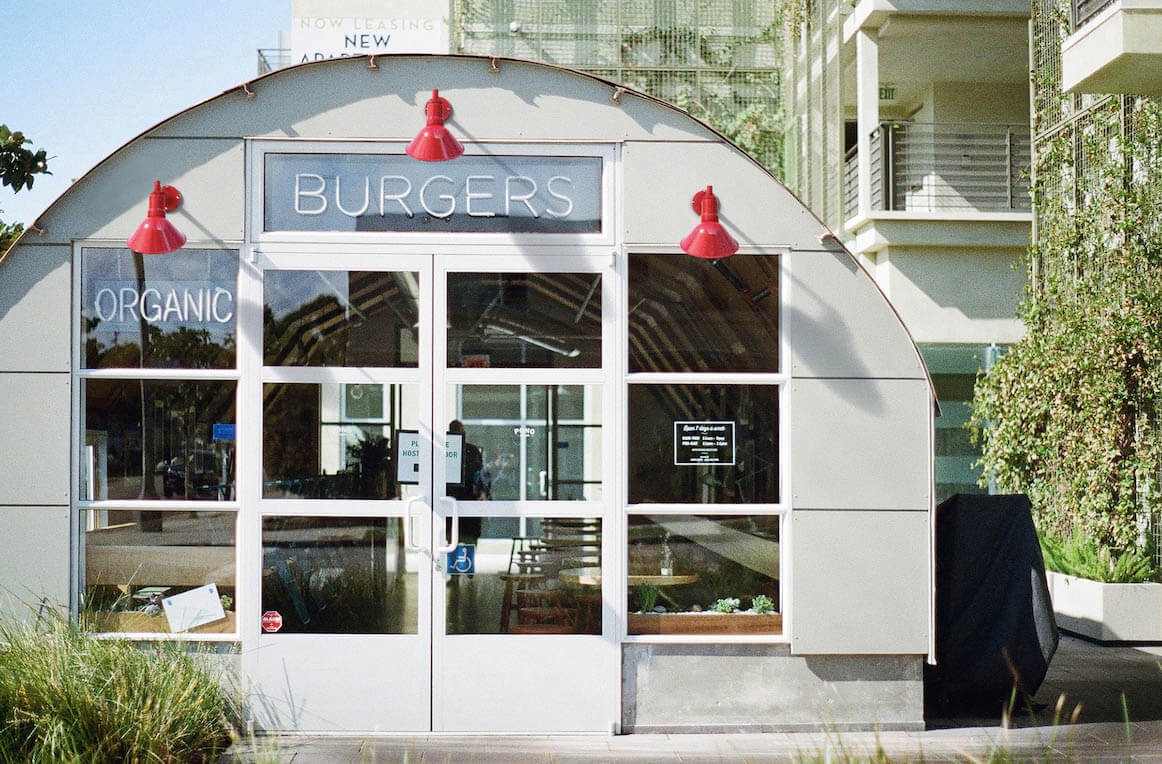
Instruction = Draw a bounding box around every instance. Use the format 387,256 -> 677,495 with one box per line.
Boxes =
71,240 -> 244,642
618,247 -> 792,645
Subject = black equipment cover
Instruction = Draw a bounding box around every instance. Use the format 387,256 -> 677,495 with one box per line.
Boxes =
926,493 -> 1059,714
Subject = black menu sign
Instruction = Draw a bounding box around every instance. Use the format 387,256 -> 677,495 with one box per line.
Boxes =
674,421 -> 736,466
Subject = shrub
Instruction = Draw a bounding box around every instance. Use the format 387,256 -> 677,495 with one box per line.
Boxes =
1040,531 -> 1158,584
0,612 -> 238,763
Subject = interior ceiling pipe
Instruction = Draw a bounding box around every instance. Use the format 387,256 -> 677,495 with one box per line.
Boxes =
679,186 -> 740,259
127,181 -> 186,254
406,89 -> 465,162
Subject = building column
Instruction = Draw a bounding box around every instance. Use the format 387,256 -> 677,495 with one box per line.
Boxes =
856,28 -> 879,218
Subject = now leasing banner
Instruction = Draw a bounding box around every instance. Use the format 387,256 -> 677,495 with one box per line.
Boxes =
264,154 -> 603,234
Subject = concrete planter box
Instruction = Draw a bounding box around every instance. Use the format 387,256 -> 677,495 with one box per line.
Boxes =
1046,570 -> 1162,642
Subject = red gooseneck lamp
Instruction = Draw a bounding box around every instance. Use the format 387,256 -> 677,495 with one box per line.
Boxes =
679,186 -> 740,259
406,89 -> 465,162
127,181 -> 186,254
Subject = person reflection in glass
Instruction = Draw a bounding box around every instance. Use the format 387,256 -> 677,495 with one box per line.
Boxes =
447,420 -> 485,545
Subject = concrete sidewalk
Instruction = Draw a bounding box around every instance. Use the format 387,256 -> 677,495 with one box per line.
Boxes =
225,635 -> 1162,762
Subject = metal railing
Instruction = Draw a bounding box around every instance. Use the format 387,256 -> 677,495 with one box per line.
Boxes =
845,121 -> 1031,215
257,48 -> 291,75
1073,0 -> 1116,29
843,146 -> 859,220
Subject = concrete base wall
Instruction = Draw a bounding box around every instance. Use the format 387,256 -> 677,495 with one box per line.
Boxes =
622,644 -> 924,732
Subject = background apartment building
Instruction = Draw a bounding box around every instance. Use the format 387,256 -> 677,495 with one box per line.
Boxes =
782,0 -> 1032,500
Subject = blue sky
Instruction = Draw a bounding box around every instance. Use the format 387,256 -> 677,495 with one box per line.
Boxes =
2,1 -> 288,226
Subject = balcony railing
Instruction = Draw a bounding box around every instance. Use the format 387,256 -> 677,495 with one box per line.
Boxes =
845,122 -> 1031,218
257,48 -> 291,75
1073,0 -> 1116,29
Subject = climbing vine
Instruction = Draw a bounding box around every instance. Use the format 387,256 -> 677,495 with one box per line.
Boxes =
970,98 -> 1162,560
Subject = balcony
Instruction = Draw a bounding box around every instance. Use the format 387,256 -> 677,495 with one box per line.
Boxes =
1063,0 -> 1162,95
1075,0 -> 1117,27
844,122 -> 1031,220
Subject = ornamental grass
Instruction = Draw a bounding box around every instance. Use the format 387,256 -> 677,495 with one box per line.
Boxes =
0,611 -> 239,763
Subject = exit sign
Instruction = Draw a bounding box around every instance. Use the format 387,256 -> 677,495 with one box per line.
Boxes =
879,86 -> 897,101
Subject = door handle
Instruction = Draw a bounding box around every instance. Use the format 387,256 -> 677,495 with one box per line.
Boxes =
436,495 -> 459,554
404,495 -> 425,552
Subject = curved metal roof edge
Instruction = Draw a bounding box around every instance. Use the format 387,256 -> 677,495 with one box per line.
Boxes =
0,53 -> 936,410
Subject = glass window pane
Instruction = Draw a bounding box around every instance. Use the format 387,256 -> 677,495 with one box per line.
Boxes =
81,248 -> 238,369
628,384 -> 778,504
83,510 -> 236,635
447,273 -> 601,369
627,515 -> 781,635
81,380 -> 236,502
450,385 -> 602,502
261,517 -> 418,634
921,344 -> 996,503
263,270 -> 419,367
263,383 -> 421,499
628,254 -> 779,372
446,517 -> 601,635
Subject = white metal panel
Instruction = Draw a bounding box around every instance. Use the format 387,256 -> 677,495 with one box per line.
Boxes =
149,57 -> 720,144
785,248 -> 927,379
790,510 -> 930,655
790,378 -> 930,510
621,141 -> 828,250
0,507 -> 70,620
247,633 -> 432,732
436,635 -> 619,732
0,245 -> 70,371
34,139 -> 244,245
0,373 -> 70,505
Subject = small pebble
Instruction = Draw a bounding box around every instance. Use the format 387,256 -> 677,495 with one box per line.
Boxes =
690,604 -> 702,612
653,605 -> 666,613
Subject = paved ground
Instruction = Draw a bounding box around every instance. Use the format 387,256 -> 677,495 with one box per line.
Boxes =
224,634 -> 1162,762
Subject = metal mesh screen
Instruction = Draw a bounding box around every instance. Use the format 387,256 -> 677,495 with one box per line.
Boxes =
454,0 -> 783,174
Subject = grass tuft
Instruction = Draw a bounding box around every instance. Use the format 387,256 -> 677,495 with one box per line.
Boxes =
0,611 -> 240,763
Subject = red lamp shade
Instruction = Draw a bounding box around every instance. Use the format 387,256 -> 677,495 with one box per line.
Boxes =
127,181 -> 186,254
406,89 -> 464,162
680,186 -> 740,259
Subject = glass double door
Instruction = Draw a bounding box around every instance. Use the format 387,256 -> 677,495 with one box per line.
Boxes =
245,251 -> 616,733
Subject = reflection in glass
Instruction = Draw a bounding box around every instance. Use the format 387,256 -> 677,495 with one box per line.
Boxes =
263,270 -> 419,367
628,384 -> 778,504
629,254 -> 779,372
263,383 -> 420,499
446,517 -> 601,635
447,273 -> 601,368
261,517 -> 417,634
627,515 -> 780,635
83,510 -> 235,634
81,380 -> 236,502
451,385 -> 602,501
81,248 -> 238,369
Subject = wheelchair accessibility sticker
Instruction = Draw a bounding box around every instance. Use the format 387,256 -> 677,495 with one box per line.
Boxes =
447,544 -> 475,575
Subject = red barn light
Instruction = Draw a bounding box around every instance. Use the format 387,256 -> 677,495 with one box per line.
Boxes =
406,89 -> 465,162
680,186 -> 740,259
127,181 -> 186,254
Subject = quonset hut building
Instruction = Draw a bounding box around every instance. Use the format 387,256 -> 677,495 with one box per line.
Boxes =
0,54 -> 935,733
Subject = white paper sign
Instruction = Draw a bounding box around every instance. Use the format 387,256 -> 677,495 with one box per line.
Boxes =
395,430 -> 463,484
396,430 -> 422,483
162,583 -> 226,633
445,432 -> 464,485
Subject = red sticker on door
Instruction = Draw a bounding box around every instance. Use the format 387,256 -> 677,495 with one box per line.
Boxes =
261,610 -> 283,633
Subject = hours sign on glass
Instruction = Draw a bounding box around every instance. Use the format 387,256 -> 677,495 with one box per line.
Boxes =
674,421 -> 736,466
